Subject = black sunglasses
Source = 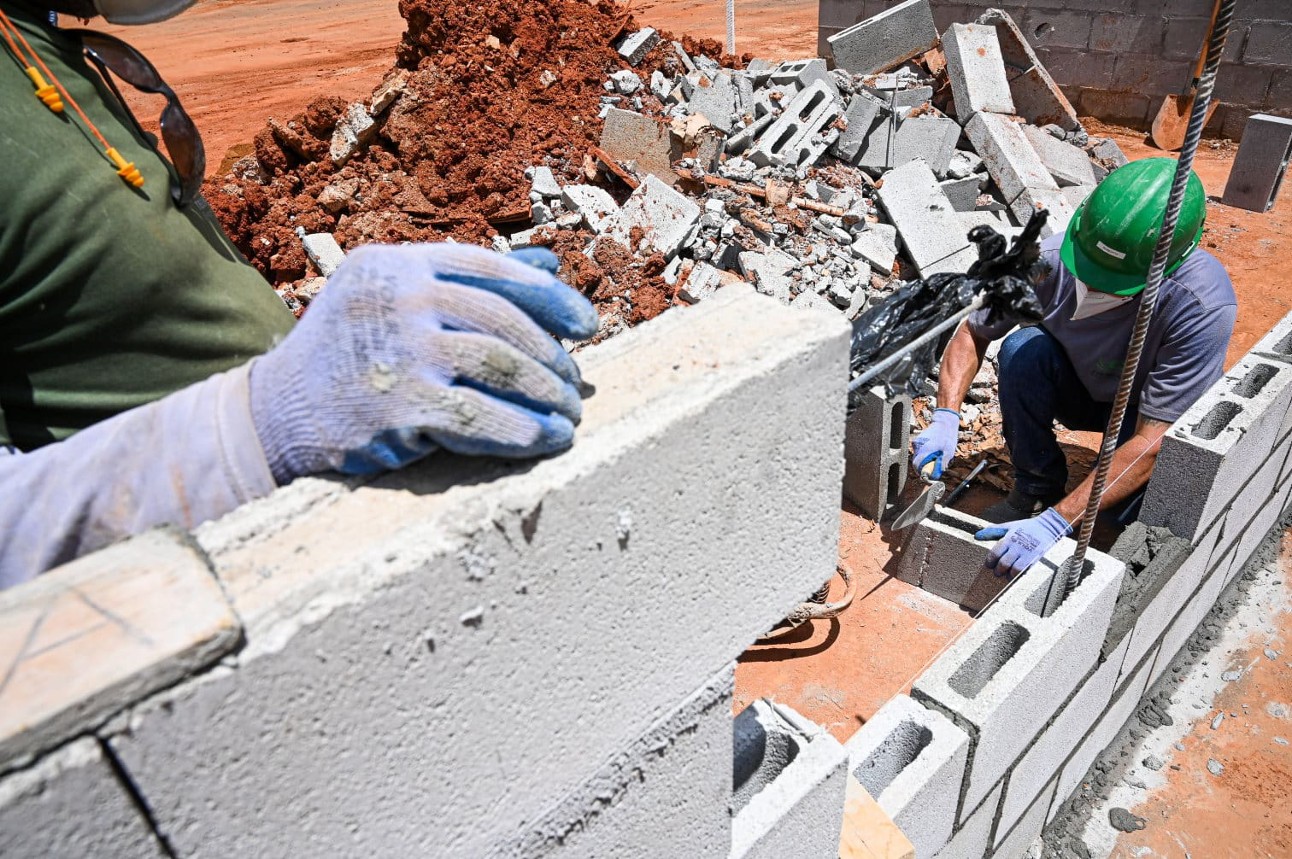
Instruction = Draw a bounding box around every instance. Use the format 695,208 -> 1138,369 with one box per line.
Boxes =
69,29 -> 205,208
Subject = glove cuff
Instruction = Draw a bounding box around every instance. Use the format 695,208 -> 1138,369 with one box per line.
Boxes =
1039,507 -> 1074,537
248,354 -> 324,485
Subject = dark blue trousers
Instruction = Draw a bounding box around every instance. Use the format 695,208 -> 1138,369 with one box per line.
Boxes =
998,326 -> 1138,499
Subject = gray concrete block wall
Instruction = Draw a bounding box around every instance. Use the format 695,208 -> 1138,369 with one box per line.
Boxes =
0,738 -> 166,859
819,1 -> 1292,138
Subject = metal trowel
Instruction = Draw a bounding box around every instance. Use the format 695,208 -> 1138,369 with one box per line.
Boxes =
892,461 -> 945,531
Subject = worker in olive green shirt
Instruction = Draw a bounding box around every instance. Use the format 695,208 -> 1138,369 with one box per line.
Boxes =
0,0 -> 600,588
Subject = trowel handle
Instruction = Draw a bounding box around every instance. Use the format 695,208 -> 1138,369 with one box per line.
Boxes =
919,460 -> 938,482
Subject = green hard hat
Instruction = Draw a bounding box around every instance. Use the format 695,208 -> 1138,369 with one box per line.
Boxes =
1060,157 -> 1207,296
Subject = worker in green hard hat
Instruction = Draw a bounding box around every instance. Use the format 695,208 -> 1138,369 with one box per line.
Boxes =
912,157 -> 1237,578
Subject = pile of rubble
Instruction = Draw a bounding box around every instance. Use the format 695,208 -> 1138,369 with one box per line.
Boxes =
208,0 -> 1131,333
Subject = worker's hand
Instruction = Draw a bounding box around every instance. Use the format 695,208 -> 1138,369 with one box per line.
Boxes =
249,243 -> 600,483
910,408 -> 960,479
974,508 -> 1072,579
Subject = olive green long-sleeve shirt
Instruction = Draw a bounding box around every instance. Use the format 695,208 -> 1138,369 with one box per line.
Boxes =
0,3 -> 294,450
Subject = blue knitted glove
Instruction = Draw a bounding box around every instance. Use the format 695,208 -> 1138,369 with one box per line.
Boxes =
250,243 -> 600,482
911,408 -> 960,479
974,508 -> 1073,579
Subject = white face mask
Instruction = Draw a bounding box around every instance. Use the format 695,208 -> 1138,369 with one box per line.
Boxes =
94,0 -> 195,25
1071,279 -> 1133,321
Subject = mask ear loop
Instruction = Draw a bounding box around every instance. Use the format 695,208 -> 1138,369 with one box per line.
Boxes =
0,8 -> 144,190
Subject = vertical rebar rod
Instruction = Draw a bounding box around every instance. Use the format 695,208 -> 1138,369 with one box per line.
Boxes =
726,0 -> 735,56
1063,0 -> 1236,597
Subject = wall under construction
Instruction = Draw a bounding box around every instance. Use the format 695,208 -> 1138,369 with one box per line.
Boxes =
819,0 -> 1292,139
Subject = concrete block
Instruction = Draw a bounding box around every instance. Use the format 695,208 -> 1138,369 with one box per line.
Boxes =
892,508 -> 1009,613
940,176 -> 986,213
104,285 -> 851,858
679,261 -> 737,304
931,780 -> 1001,859
828,0 -> 938,76
851,223 -> 899,275
845,694 -> 970,859
0,738 -> 165,858
0,531 -> 239,774
975,9 -> 1080,133
616,27 -> 659,66
1243,22 -> 1292,68
329,102 -> 376,166
1061,184 -> 1093,211
687,70 -> 739,134
1142,356 -> 1292,541
562,184 -> 620,233
302,232 -> 345,277
844,385 -> 912,521
1009,186 -> 1076,239
1250,308 -> 1292,365
995,635 -> 1128,844
994,777 -> 1055,858
600,108 -> 682,186
1149,552 -> 1234,689
1222,114 -> 1292,213
740,249 -> 800,304
511,667 -> 732,858
770,58 -> 833,92
1020,125 -> 1097,188
860,113 -> 962,177
749,80 -> 844,168
732,703 -> 850,859
942,24 -> 1015,120
965,112 -> 1059,208
876,159 -> 975,278
603,174 -> 701,258
913,540 -> 1125,814
1112,520 -> 1222,685
833,91 -> 886,162
1222,470 -> 1292,589
1051,644 -> 1157,824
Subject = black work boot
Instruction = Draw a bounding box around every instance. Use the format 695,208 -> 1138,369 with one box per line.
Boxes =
980,488 -> 1064,524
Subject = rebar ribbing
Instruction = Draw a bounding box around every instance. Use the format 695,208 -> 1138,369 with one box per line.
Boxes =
726,0 -> 735,55
1062,0 -> 1236,598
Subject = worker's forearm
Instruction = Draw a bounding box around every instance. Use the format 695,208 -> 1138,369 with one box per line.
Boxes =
1053,424 -> 1167,525
936,322 -> 990,412
0,364 -> 276,590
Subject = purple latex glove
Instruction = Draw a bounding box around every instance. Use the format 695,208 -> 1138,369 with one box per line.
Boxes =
910,408 -> 960,479
250,243 -> 600,483
974,508 -> 1073,579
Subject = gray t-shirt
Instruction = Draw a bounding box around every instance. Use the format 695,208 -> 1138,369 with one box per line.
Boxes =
968,234 -> 1237,423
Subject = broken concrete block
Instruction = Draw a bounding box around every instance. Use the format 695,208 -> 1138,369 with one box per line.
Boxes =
749,80 -> 844,168
863,85 -> 934,112
844,694 -> 969,859
610,68 -> 642,95
686,70 -> 738,134
1222,114 -> 1292,213
726,112 -> 775,155
940,175 -> 986,212
302,232 -> 346,277
602,175 -> 700,258
1022,124 -> 1098,188
843,385 -> 911,520
528,165 -> 563,198
975,8 -> 1081,133
828,0 -> 938,76
615,27 -> 660,66
1142,356 -> 1292,541
731,702 -> 849,859
946,148 -> 984,180
832,91 -> 885,162
0,738 -> 167,858
369,70 -> 408,116
859,113 -> 960,176
671,40 -> 696,74
850,223 -> 899,275
942,23 -> 1015,119
739,249 -> 799,304
875,159 -> 976,277
1011,186 -> 1077,238
0,532 -> 240,774
601,108 -> 682,185
959,211 -> 1024,245
329,102 -> 376,167
966,111 -> 1059,207
678,261 -> 729,303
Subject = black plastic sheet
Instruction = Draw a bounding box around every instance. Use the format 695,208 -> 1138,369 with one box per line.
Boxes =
848,211 -> 1050,406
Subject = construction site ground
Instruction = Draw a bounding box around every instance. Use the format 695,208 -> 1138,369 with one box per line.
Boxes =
111,1 -> 1292,855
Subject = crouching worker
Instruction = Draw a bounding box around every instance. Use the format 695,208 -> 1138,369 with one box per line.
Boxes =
910,159 -> 1237,578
